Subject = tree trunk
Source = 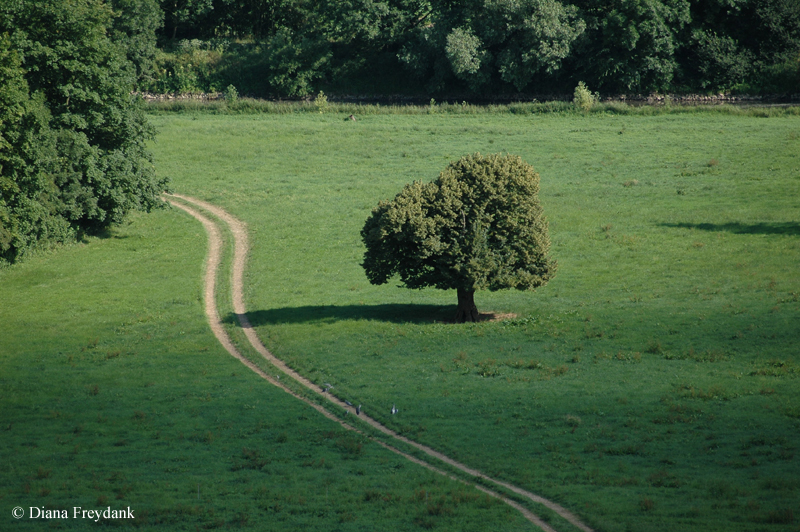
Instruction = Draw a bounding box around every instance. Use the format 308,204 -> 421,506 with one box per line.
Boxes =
454,289 -> 479,323
171,0 -> 178,40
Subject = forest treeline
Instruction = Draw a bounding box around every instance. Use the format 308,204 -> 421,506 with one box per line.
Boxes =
147,0 -> 799,97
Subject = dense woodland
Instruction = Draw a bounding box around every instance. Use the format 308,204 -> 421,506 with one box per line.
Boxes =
149,0 -> 799,97
1,0 -> 798,264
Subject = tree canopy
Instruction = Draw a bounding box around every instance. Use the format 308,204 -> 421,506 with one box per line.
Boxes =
0,0 -> 168,265
399,0 -> 586,92
361,153 -> 555,322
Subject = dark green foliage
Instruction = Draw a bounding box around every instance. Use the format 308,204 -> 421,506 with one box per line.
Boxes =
361,153 -> 555,320
0,34 -> 71,263
161,0 -> 306,41
150,0 -> 432,97
260,28 -> 333,98
400,0 -> 585,92
0,0 -> 168,264
109,0 -> 164,86
691,28 -> 755,89
210,0 -> 306,40
159,0 -> 212,40
567,0 -> 691,93
148,39 -> 226,93
683,0 -> 800,92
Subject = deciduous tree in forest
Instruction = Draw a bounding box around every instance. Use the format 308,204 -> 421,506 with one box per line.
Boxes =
399,0 -> 585,92
109,0 -> 164,86
567,0 -> 691,93
361,153 -> 556,323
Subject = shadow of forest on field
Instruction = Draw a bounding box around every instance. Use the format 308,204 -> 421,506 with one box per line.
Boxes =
661,221 -> 800,235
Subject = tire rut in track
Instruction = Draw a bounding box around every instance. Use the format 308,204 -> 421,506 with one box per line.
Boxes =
166,193 -> 593,532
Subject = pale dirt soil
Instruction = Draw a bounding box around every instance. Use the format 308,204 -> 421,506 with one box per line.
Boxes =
166,193 -> 593,532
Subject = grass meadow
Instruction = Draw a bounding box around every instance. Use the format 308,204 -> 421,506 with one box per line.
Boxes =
2,105 -> 799,531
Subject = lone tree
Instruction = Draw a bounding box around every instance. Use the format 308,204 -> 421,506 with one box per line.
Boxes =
361,153 -> 556,322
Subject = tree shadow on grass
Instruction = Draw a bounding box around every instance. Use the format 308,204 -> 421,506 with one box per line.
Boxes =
661,222 -> 800,236
78,226 -> 130,242
222,304 -> 515,326
222,304 -> 452,326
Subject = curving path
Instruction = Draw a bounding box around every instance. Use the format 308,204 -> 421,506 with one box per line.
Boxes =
166,193 -> 593,532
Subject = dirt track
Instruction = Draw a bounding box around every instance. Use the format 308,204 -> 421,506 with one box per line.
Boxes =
166,193 -> 593,532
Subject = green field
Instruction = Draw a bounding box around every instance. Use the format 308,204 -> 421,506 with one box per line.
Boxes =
2,107 -> 799,531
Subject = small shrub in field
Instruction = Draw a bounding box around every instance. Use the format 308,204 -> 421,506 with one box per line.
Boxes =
573,82 -> 598,111
646,340 -> 663,354
538,365 -> 569,379
692,349 -> 727,362
223,84 -> 238,103
233,447 -> 270,470
648,469 -> 681,488
594,352 -> 611,362
675,384 -> 734,401
477,359 -> 500,377
314,90 -> 328,113
566,415 -> 582,427
427,499 -> 453,516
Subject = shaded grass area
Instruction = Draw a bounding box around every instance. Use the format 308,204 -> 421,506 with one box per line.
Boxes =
149,110 -> 800,532
660,221 -> 800,236
0,210 -> 529,530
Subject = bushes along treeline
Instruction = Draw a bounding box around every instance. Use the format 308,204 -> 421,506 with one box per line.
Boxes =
0,0 -> 168,265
